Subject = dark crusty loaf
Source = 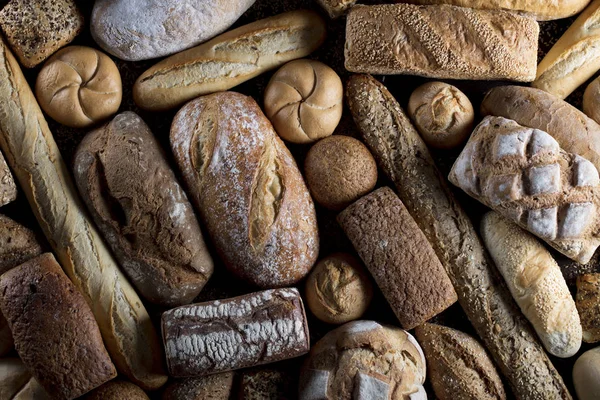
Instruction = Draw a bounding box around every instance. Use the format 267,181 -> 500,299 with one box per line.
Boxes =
73,112 -> 213,307
83,380 -> 149,400
0,150 -> 16,207
162,372 -> 235,400
337,187 -> 457,329
345,4 -> 539,81
346,74 -> 571,400
170,91 -> 319,288
162,288 -> 310,377
0,253 -> 116,399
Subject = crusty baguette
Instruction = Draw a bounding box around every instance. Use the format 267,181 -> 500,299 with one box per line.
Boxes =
481,212 -> 582,358
346,74 -> 572,400
345,4 -> 539,81
134,10 -> 326,111
401,0 -> 590,21
0,37 -> 167,390
533,0 -> 600,98
481,85 -> 600,172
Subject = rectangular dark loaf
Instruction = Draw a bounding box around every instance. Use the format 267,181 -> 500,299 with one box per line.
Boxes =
162,288 -> 310,377
337,187 -> 457,330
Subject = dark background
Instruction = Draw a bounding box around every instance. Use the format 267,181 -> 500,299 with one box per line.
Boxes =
1,0 -> 598,398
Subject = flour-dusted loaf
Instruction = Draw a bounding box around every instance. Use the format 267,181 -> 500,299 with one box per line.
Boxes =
299,320 -> 426,400
0,36 -> 167,390
0,358 -> 50,400
162,288 -> 310,377
0,254 -> 116,399
481,86 -> 600,172
0,150 -> 16,207
170,92 -> 318,288
134,10 -> 326,111
415,323 -> 506,400
346,74 -> 572,400
449,116 -> 600,264
162,373 -> 235,400
481,212 -> 582,357
345,4 -> 539,81
91,0 -> 255,61
74,112 -> 213,307
576,273 -> 600,343
337,187 -> 457,329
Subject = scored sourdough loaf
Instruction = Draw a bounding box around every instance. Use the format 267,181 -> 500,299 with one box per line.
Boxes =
162,288 -> 310,377
481,212 -> 582,358
450,116 -> 600,264
345,4 -> 539,81
0,37 -> 167,390
346,74 -> 572,399
73,112 -> 214,307
533,0 -> 600,99
337,187 -> 457,329
134,10 -> 326,111
170,91 -> 318,288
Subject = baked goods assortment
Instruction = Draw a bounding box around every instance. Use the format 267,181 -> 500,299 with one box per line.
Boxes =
2,0 -> 600,399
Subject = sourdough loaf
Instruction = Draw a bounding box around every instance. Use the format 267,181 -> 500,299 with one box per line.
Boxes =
576,273 -> 600,343
0,150 -> 16,207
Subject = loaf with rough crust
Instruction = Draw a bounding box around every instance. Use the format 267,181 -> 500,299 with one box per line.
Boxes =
576,273 -> 600,343
345,4 -> 539,81
346,74 -> 572,400
0,150 -> 16,207
162,373 -> 234,400
0,214 -> 42,275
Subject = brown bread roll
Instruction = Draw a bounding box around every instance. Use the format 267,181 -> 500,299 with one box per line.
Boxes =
338,187 -> 457,329
73,112 -> 213,307
170,91 -> 318,288
0,358 -> 50,400
264,59 -> 343,144
134,10 -> 326,111
304,135 -> 378,211
0,150 -> 16,207
84,380 -> 149,400
305,253 -> 373,324
415,323 -> 506,400
0,253 -> 117,399
584,76 -> 600,125
576,273 -> 600,343
573,347 -> 600,400
408,82 -> 474,149
162,373 -> 235,400
35,46 -> 122,128
299,320 -> 426,399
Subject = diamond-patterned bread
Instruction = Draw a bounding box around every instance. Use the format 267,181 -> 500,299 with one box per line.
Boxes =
449,116 -> 600,264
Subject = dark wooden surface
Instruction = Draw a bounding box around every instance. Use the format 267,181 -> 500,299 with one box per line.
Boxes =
2,0 -> 598,398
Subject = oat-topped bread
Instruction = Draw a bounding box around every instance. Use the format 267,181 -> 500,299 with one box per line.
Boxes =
450,116 -> 600,264
0,0 -> 84,68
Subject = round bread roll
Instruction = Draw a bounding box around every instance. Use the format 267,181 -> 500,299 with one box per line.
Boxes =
264,59 -> 343,144
305,253 -> 373,324
305,135 -> 378,210
35,46 -> 122,128
573,347 -> 600,400
299,320 -> 426,400
84,380 -> 149,400
584,77 -> 600,125
407,82 -> 474,149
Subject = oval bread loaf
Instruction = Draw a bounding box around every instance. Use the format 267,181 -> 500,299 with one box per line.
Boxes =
170,91 -> 319,288
134,10 -> 326,111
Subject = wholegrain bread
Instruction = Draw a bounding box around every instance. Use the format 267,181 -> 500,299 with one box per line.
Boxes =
162,373 -> 235,400
134,10 -> 326,111
346,74 -> 571,400
0,36 -> 167,390
345,4 -> 539,81
0,214 -> 42,275
576,273 -> 600,343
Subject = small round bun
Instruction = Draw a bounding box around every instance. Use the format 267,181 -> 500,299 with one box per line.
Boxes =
264,59 -> 343,144
305,136 -> 377,210
305,253 -> 373,324
584,77 -> 600,125
35,46 -> 122,128
84,380 -> 149,400
408,82 -> 474,149
573,347 -> 600,400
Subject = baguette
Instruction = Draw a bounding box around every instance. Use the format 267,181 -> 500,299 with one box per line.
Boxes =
481,85 -> 600,172
345,4 -> 539,81
346,74 -> 571,400
533,0 -> 600,99
0,37 -> 167,390
134,10 -> 326,111
481,212 -> 582,358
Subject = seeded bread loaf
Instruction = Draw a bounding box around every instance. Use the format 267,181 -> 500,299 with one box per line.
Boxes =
345,4 -> 539,81
346,74 -> 571,400
576,273 -> 600,343
162,288 -> 310,377
162,373 -> 235,400
170,91 -> 318,288
0,358 -> 50,400
84,380 -> 149,400
0,150 -> 16,207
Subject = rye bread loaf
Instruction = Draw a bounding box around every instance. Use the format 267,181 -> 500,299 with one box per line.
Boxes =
73,112 -> 213,306
162,288 -> 310,377
162,373 -> 235,400
0,253 -> 117,399
337,187 -> 457,329
576,273 -> 600,343
0,36 -> 167,390
83,380 -> 149,400
0,358 -> 50,400
170,91 -> 318,288
0,150 -> 16,207
345,4 -> 539,81
346,74 -> 571,400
